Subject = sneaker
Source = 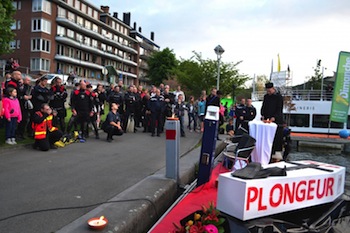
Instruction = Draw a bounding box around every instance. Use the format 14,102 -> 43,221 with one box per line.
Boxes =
5,139 -> 13,145
11,138 -> 17,144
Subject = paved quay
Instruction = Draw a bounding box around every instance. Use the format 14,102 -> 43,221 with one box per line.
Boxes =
0,125 -> 226,233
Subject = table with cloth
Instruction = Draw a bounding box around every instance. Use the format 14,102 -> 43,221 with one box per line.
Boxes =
249,120 -> 277,165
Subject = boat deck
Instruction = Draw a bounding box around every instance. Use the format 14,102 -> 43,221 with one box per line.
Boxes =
291,132 -> 350,153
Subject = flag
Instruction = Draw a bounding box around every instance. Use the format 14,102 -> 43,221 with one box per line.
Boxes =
287,65 -> 290,78
277,54 -> 281,72
330,51 -> 350,123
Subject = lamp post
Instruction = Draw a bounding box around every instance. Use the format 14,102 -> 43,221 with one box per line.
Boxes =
214,45 -> 225,90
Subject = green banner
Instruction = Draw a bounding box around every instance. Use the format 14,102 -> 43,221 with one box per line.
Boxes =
330,51 -> 350,122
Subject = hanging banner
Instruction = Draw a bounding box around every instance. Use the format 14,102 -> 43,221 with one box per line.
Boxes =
330,51 -> 350,123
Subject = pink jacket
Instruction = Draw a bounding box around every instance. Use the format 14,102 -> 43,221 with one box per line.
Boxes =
2,97 -> 22,122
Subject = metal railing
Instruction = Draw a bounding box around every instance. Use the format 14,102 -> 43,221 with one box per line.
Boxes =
252,89 -> 333,101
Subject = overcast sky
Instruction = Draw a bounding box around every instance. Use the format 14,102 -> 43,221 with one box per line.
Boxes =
92,0 -> 350,85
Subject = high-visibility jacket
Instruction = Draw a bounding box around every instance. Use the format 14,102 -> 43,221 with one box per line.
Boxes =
32,111 -> 58,140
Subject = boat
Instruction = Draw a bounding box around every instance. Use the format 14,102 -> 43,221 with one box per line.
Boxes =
251,88 -> 349,134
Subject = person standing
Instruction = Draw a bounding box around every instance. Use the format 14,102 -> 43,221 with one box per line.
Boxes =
94,84 -> 107,128
186,96 -> 197,132
261,82 -> 284,157
235,98 -> 246,132
32,103 -> 63,151
243,98 -> 256,131
17,76 -> 33,139
123,85 -> 137,132
32,76 -> 52,112
49,77 -> 67,132
148,88 -> 165,137
3,87 -> 22,145
174,94 -> 187,137
4,70 -> 21,97
102,102 -> 123,142
86,84 -> 100,139
70,80 -> 93,141
197,94 -> 206,132
174,85 -> 185,102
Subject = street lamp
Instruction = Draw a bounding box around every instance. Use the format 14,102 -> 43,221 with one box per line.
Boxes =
214,45 -> 225,90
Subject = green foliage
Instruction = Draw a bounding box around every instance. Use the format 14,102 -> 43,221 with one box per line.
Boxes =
305,59 -> 322,90
0,0 -> 16,55
175,51 -> 249,98
147,47 -> 177,85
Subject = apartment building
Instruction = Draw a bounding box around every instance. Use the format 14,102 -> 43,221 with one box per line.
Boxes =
1,0 -> 159,86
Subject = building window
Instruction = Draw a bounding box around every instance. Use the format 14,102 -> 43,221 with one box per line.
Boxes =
92,24 -> 98,32
81,3 -> 86,13
67,29 -> 74,38
76,33 -> 83,43
57,6 -> 66,17
84,37 -> 90,46
92,39 -> 97,48
67,0 -> 73,6
31,58 -> 50,71
32,0 -> 51,14
9,41 -> 16,49
74,0 -> 80,10
87,7 -> 92,16
31,38 -> 50,53
57,25 -> 65,36
85,21 -> 91,30
68,11 -> 75,21
57,44 -> 64,55
77,16 -> 83,26
12,1 -> 22,10
93,10 -> 98,19
32,18 -> 51,34
17,40 -> 20,49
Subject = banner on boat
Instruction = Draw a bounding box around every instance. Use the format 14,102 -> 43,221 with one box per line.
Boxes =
217,161 -> 345,221
330,51 -> 350,123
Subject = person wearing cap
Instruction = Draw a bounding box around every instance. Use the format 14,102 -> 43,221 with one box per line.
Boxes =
261,82 -> 284,159
31,76 -> 52,112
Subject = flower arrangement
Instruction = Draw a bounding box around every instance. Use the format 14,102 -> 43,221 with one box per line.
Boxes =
172,202 -> 226,233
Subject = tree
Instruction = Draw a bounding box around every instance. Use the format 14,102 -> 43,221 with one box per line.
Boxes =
147,47 -> 177,85
0,0 -> 15,55
305,59 -> 322,90
175,51 -> 249,97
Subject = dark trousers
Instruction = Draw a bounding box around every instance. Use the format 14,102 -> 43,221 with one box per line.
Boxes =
272,125 -> 284,154
87,114 -> 99,137
105,126 -> 123,139
17,109 -> 31,138
34,130 -> 63,151
187,112 -> 197,130
150,111 -> 162,135
177,115 -> 185,136
6,117 -> 18,139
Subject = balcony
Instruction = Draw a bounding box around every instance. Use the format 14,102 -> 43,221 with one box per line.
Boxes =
56,16 -> 137,54
55,35 -> 137,67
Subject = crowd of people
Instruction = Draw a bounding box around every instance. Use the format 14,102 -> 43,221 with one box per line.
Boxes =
0,70 -> 245,151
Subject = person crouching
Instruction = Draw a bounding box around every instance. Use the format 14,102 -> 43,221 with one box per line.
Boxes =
32,103 -> 63,151
102,102 -> 123,142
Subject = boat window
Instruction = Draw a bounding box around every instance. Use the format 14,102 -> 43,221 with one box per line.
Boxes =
286,114 -> 309,127
313,114 -> 343,128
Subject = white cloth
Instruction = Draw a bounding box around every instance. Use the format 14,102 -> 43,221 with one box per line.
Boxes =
249,120 -> 277,165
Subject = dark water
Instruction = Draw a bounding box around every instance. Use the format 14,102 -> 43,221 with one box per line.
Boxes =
288,151 -> 350,196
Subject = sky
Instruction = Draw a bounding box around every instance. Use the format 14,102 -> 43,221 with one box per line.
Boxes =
91,0 -> 350,86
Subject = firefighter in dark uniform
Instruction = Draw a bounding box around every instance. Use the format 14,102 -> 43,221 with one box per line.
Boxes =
86,84 -> 100,139
49,77 -> 68,132
243,98 -> 256,132
70,80 -> 93,141
123,85 -> 137,132
261,82 -> 284,158
148,88 -> 165,137
235,98 -> 246,133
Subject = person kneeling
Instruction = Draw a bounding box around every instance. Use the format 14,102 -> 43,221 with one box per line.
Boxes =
32,104 -> 63,151
102,102 -> 123,142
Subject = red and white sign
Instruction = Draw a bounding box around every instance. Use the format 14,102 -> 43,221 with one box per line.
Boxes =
217,161 -> 345,221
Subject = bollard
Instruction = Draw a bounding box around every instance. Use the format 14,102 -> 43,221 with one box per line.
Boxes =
165,117 -> 180,182
197,106 -> 220,187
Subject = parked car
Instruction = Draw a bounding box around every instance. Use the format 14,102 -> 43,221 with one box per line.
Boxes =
38,74 -> 69,85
